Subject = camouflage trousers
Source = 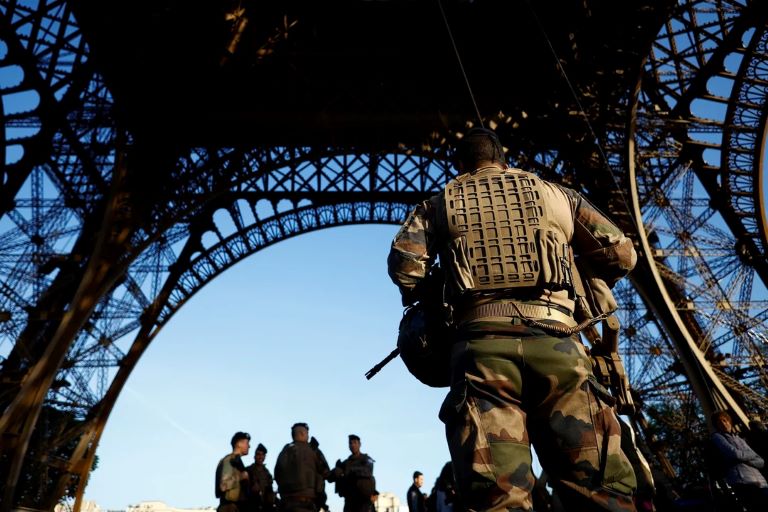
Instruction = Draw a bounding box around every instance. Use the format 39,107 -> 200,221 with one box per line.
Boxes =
439,319 -> 637,512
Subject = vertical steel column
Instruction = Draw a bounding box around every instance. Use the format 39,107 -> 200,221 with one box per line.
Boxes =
0,152 -> 133,512
626,77 -> 750,430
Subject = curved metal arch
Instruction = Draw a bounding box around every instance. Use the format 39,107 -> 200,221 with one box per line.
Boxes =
640,0 -> 768,276
33,146 -> 460,437
629,134 -> 751,430
627,0 -> 768,420
631,9 -> 756,425
721,24 -> 768,260
65,200 -> 412,509
159,200 -> 413,327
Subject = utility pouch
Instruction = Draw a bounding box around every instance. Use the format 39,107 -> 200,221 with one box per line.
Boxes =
438,380 -> 468,424
585,378 -> 636,495
536,229 -> 574,294
587,374 -> 616,407
445,235 -> 475,294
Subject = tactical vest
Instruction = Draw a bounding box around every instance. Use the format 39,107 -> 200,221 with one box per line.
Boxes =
218,455 -> 242,502
276,443 -> 321,496
444,168 -> 574,295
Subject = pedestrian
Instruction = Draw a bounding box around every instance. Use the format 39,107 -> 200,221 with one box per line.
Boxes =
711,410 -> 768,511
406,471 -> 427,512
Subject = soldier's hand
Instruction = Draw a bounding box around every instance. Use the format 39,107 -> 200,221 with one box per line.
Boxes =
241,471 -> 249,480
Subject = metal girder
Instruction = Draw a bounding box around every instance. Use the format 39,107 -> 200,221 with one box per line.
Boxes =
629,1 -> 768,423
0,151 -> 134,511
0,0 -> 99,217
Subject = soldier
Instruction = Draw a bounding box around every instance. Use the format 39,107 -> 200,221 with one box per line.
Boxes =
275,422 -> 331,512
216,431 -> 252,512
330,434 -> 376,512
246,443 -> 277,512
387,128 -> 638,511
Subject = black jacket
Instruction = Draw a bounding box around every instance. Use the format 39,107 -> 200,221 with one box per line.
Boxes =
407,484 -> 426,512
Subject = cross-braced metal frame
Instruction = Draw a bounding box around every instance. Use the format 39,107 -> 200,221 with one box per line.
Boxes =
1,0 -> 768,509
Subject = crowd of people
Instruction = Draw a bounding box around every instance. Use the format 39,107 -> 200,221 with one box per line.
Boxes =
213,411 -> 768,512
214,423 -> 459,512
215,423 -> 427,512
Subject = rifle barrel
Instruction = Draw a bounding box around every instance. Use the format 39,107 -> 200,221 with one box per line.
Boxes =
365,348 -> 400,380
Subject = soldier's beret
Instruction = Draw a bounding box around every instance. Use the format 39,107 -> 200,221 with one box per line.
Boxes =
292,422 -> 309,431
348,434 -> 360,441
256,443 -> 268,454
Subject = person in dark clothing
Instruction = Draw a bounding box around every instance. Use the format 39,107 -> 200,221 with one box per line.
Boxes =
246,443 -> 277,512
711,410 -> 768,512
428,463 -> 456,512
747,418 -> 768,479
407,471 -> 427,512
330,434 -> 376,512
275,423 -> 330,512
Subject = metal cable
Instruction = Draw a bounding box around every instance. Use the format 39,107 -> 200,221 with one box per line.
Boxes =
437,0 -> 485,128
522,0 -> 639,229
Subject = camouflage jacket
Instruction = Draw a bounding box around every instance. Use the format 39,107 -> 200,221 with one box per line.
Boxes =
216,453 -> 247,501
387,166 -> 636,315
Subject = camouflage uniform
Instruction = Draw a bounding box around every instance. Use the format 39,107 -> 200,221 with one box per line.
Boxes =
388,166 -> 638,511
216,453 -> 248,512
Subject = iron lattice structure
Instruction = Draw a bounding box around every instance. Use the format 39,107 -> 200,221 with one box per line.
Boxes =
0,0 -> 767,509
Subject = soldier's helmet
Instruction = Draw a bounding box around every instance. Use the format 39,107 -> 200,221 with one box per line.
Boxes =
397,304 -> 451,388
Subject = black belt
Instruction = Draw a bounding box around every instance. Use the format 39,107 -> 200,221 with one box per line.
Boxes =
282,495 -> 316,503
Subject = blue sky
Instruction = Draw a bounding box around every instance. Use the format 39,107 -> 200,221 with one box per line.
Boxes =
84,225 -> 452,510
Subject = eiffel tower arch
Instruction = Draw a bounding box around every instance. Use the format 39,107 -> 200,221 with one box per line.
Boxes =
1,0 -> 768,509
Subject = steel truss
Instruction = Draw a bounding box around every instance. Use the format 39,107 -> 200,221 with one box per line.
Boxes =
1,0 -> 768,510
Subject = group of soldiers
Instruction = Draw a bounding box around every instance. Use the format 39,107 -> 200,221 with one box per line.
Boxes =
215,424 -> 376,512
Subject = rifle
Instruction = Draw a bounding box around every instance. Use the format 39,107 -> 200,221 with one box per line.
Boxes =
572,258 -> 636,415
366,266 -> 449,382
365,348 -> 400,380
